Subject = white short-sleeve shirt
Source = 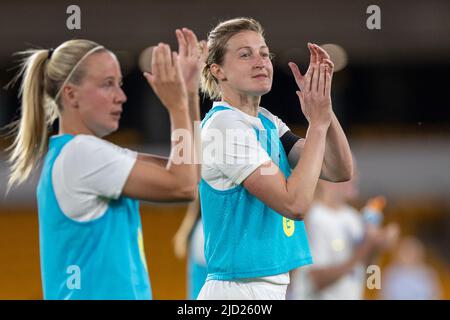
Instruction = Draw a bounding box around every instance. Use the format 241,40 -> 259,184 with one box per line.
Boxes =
201,101 -> 290,191
52,134 -> 137,222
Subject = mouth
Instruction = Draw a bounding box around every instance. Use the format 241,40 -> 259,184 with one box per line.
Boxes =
252,74 -> 269,79
111,111 -> 122,119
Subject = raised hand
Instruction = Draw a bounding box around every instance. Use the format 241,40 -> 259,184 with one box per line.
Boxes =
143,43 -> 188,112
176,28 -> 208,94
288,43 -> 334,92
288,43 -> 333,127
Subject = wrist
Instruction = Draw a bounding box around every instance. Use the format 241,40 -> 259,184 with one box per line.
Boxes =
187,90 -> 200,98
307,122 -> 330,134
169,104 -> 189,114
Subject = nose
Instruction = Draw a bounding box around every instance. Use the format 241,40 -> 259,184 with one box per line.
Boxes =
115,87 -> 127,104
253,54 -> 266,69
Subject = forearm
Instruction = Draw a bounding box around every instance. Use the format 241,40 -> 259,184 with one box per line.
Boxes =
187,92 -> 201,183
321,111 -> 353,182
286,125 -> 328,214
167,108 -> 197,190
137,153 -> 168,167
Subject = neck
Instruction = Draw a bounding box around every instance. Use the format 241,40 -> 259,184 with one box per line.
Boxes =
221,91 -> 261,117
58,114 -> 94,136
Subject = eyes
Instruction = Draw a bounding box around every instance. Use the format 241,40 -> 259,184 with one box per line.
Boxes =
238,49 -> 274,61
102,79 -> 123,88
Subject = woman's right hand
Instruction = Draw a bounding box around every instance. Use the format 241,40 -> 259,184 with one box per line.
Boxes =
143,43 -> 188,113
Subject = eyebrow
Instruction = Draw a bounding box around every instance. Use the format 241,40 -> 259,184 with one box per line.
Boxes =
102,76 -> 123,82
236,45 -> 269,51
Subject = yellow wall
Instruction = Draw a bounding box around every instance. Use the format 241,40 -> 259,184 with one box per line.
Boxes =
0,203 -> 448,300
0,204 -> 189,300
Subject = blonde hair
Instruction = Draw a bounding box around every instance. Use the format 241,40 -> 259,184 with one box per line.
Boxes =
6,39 -> 106,191
201,17 -> 265,100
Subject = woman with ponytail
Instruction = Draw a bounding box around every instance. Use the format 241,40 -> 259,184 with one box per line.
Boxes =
197,18 -> 353,299
6,29 -> 205,299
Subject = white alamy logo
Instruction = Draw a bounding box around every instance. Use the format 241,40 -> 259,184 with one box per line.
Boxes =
366,264 -> 381,290
66,265 -> 81,290
66,5 -> 81,30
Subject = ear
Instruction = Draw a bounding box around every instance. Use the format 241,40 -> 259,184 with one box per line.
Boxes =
61,84 -> 79,109
210,63 -> 226,81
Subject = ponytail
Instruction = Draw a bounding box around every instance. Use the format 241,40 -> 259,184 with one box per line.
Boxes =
6,49 -> 55,191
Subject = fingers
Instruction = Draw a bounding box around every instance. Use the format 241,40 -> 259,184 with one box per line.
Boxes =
288,62 -> 304,89
150,43 -> 176,83
325,64 -> 332,96
313,44 -> 331,61
307,43 -> 318,64
318,63 -> 326,96
162,43 -> 173,77
143,71 -> 155,91
176,29 -> 187,57
152,44 -> 164,80
322,58 -> 334,72
183,28 -> 199,58
176,27 -> 198,58
310,62 -> 319,92
172,51 -> 182,81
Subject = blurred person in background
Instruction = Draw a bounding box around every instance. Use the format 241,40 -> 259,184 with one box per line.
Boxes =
287,175 -> 399,300
381,236 -> 442,300
173,197 -> 207,300
4,29 -> 206,299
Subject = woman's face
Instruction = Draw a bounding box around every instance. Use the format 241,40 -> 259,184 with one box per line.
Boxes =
217,30 -> 273,97
73,51 -> 127,137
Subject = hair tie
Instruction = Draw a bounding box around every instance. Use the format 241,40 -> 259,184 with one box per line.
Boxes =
47,48 -> 54,61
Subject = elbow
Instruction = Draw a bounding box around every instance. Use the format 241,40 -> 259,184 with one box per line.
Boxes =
327,165 -> 353,183
341,159 -> 354,181
173,183 -> 198,202
341,162 -> 354,182
284,201 -> 311,221
337,166 -> 354,182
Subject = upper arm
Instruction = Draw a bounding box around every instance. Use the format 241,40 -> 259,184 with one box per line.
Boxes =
58,135 -> 139,200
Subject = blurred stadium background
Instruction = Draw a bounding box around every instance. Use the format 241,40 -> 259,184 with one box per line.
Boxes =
0,0 -> 449,299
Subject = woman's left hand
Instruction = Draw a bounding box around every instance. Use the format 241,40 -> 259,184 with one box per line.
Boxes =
289,43 -> 334,93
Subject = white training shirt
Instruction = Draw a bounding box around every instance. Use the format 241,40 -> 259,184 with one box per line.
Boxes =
52,134 -> 137,222
288,202 -> 366,300
200,101 -> 292,292
201,101 -> 290,190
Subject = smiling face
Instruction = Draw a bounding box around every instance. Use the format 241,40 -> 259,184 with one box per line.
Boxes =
214,30 -> 273,98
67,51 -> 127,137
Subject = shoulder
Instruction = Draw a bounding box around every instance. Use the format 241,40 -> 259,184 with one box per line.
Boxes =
64,134 -> 123,154
258,106 -> 277,121
203,108 -> 255,133
258,107 -> 290,136
59,134 -> 136,164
